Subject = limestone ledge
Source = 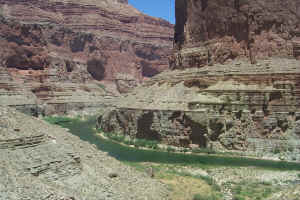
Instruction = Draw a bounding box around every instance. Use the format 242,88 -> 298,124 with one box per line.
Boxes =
99,59 -> 300,161
99,107 -> 300,162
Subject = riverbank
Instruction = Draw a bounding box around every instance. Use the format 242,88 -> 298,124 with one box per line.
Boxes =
44,116 -> 300,200
97,131 -> 300,169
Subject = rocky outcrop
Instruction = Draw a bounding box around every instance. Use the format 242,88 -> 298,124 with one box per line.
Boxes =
0,0 -> 173,114
0,106 -> 168,200
172,0 -> 300,69
99,59 -> 300,161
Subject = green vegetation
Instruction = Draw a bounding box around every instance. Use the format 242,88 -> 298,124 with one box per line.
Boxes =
44,116 -> 73,125
288,146 -> 294,152
192,148 -> 216,154
166,146 -> 176,153
129,162 -> 223,200
233,195 -> 245,200
103,132 -> 159,150
96,83 -> 106,91
197,175 -> 221,192
193,193 -> 221,200
273,146 -> 281,154
136,139 -> 158,149
178,172 -> 220,194
231,181 -> 276,200
44,116 -> 300,200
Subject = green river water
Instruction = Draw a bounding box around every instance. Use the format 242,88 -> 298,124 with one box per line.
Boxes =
52,117 -> 300,171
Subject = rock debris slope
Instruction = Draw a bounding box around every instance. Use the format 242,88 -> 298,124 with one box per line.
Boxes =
0,106 -> 168,200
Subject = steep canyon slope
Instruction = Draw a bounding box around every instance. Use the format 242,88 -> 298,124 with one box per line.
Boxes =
0,0 -> 173,115
100,0 -> 300,161
0,106 -> 168,200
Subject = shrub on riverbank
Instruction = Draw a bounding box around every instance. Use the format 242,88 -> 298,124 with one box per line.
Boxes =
102,132 -> 159,150
44,116 -> 73,125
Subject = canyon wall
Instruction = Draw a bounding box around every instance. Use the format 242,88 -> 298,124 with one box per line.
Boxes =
0,0 -> 173,80
99,0 -> 300,161
99,59 -> 300,161
172,0 -> 300,69
0,0 -> 173,114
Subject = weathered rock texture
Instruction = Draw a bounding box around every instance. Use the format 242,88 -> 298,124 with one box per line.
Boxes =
98,0 -> 300,161
98,1 -> 300,161
171,0 -> 300,69
0,0 -> 173,79
0,0 -> 173,114
99,59 -> 300,161
97,1 -> 300,161
0,106 -> 168,200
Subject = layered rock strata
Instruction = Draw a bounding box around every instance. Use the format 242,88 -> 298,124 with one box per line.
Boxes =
0,62 -> 113,116
0,0 -> 173,80
98,0 -> 300,161
293,31 -> 300,60
0,106 -> 168,200
99,59 -> 300,161
0,0 -> 173,114
171,0 -> 300,69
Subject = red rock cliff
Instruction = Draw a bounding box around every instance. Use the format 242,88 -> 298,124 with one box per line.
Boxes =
0,0 -> 173,82
0,0 -> 173,114
172,0 -> 300,69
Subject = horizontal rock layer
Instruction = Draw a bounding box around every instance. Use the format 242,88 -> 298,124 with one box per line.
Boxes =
0,0 -> 173,114
0,106 -> 168,200
0,0 -> 173,80
99,59 -> 300,161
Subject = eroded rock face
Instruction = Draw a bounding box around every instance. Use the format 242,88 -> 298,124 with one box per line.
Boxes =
0,0 -> 173,80
0,0 -> 173,114
172,0 -> 300,69
98,0 -> 300,161
99,59 -> 300,161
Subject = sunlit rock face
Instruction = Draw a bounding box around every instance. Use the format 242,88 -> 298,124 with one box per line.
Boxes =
0,0 -> 173,80
0,0 -> 173,114
99,58 -> 300,162
99,0 -> 300,161
172,0 -> 300,69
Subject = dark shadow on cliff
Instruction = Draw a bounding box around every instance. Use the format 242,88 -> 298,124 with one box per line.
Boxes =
87,59 -> 106,81
137,112 -> 161,140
